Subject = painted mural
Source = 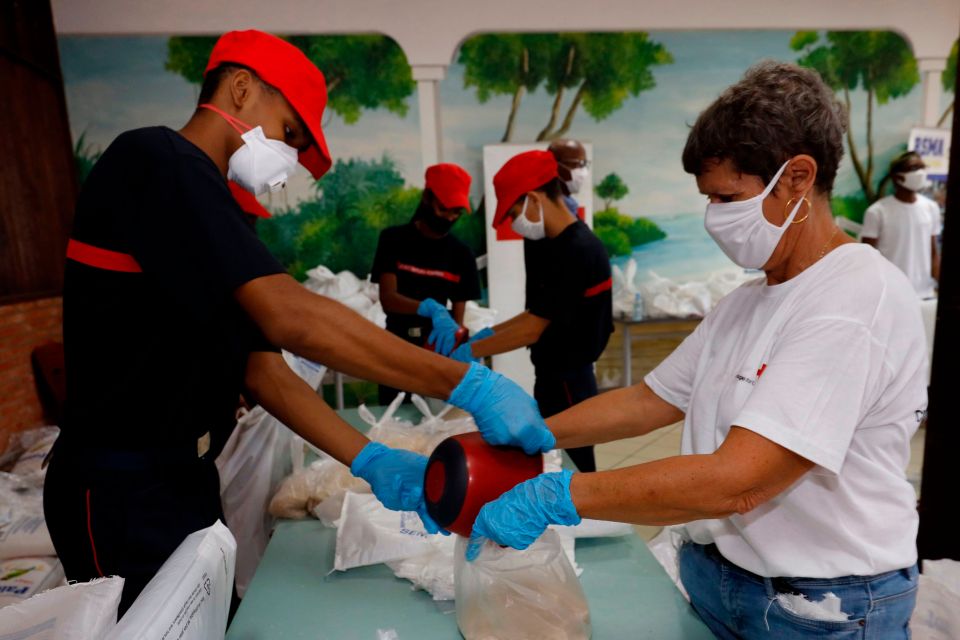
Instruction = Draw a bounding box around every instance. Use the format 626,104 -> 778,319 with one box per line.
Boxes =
60,30 -> 957,286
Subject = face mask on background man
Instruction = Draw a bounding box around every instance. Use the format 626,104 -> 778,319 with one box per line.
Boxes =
563,166 -> 589,195
512,196 -> 546,241
897,169 -> 929,192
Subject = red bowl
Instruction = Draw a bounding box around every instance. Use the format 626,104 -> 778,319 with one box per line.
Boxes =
423,432 -> 543,537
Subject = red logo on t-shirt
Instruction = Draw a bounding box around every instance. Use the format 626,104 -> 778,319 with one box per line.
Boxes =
396,262 -> 462,283
757,364 -> 767,379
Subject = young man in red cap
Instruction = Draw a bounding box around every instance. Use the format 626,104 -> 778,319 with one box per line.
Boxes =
449,150 -> 613,472
372,163 -> 481,404
46,30 -> 552,613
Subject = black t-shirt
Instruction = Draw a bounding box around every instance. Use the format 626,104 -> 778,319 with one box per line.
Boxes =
526,219 -> 613,372
62,127 -> 285,457
371,222 -> 480,336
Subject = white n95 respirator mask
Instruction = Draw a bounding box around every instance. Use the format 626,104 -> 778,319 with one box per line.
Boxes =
227,127 -> 299,196
512,196 -> 546,241
704,161 -> 806,270
200,103 -> 299,196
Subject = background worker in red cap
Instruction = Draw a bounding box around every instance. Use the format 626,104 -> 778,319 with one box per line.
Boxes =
45,30 -> 552,614
371,163 -> 481,404
448,150 -> 613,472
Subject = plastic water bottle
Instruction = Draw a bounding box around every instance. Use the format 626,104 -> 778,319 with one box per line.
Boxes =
632,291 -> 644,321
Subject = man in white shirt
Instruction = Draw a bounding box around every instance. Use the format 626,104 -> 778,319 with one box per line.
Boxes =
861,151 -> 941,298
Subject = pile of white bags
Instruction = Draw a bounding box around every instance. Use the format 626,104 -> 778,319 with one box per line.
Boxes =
303,266 -> 386,327
0,557 -> 65,608
301,263 -> 497,334
612,258 -> 755,320
0,428 -> 60,600
0,473 -> 55,561
0,575 -> 124,640
913,559 -> 960,639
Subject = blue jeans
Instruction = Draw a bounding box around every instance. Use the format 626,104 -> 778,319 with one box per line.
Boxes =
679,542 -> 919,639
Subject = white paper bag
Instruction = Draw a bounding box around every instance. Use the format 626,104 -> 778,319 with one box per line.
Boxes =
105,521 -> 236,640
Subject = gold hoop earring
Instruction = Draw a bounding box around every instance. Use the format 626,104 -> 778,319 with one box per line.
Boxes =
785,196 -> 811,224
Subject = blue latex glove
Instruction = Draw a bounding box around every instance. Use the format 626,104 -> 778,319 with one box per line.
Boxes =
417,298 -> 460,356
466,470 -> 581,561
448,362 -> 555,454
350,442 -> 444,534
449,328 -> 494,363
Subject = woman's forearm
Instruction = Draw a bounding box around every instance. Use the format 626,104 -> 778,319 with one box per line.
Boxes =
570,454 -> 740,526
547,382 -> 684,448
570,425 -> 814,526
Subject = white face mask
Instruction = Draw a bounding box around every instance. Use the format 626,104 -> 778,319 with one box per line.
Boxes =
564,167 -> 589,195
897,169 -> 929,192
704,161 -> 806,270
227,126 -> 299,196
512,195 -> 546,241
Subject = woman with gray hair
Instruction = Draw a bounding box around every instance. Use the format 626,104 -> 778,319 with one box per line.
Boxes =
463,61 -> 925,637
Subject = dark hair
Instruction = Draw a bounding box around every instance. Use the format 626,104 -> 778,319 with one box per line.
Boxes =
682,61 -> 848,194
511,177 -> 565,210
889,150 -> 923,175
198,63 -> 278,104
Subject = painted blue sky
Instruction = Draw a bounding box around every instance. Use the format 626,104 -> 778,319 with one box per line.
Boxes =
59,30 -> 950,222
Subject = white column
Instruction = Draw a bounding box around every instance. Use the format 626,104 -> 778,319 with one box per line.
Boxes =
919,58 -> 949,128
411,65 -> 446,172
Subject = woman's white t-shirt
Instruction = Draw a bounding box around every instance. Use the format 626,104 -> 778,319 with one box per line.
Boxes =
646,244 -> 926,578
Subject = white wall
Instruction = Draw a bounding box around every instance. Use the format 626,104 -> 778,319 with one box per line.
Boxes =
54,0 -> 958,62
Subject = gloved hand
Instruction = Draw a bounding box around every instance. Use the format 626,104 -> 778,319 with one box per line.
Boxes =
448,362 -> 555,454
466,470 -> 581,561
350,442 -> 445,534
417,298 -> 460,356
449,328 -> 494,363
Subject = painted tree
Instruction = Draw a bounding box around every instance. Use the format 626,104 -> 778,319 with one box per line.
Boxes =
457,34 -> 553,142
165,35 -> 414,124
937,40 -> 957,127
459,32 -> 672,142
791,31 -> 919,203
595,172 -> 629,210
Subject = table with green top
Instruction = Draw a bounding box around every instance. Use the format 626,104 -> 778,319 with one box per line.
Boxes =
227,405 -> 711,639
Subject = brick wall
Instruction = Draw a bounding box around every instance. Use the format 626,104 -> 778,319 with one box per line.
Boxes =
0,297 -> 62,441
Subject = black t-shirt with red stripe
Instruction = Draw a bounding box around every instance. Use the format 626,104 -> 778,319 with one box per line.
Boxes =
526,219 -> 613,372
62,127 -> 285,456
371,222 -> 480,337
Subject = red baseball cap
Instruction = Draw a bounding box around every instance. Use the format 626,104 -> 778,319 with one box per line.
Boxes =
229,180 -> 271,218
425,164 -> 472,212
206,30 -> 332,180
492,150 -> 558,227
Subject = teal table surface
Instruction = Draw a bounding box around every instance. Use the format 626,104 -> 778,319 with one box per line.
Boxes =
226,405 -> 712,639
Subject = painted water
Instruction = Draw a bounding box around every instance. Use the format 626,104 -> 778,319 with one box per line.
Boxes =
613,212 -> 737,283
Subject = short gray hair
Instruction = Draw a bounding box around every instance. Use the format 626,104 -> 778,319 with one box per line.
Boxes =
682,60 -> 848,194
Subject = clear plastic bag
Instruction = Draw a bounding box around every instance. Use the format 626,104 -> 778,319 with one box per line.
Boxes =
272,393 -> 480,522
455,530 -> 591,640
